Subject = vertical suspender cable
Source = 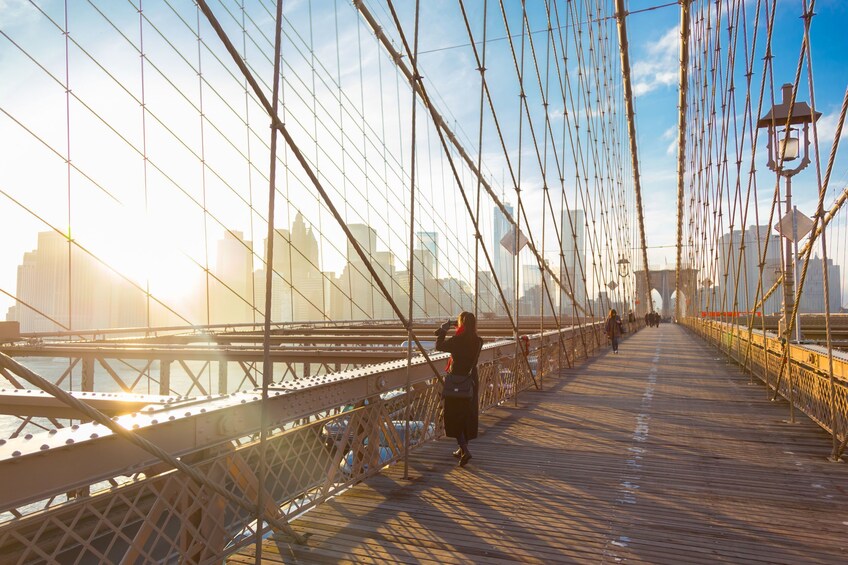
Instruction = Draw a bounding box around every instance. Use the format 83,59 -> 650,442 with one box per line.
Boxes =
138,0 -> 151,332
474,0 -> 489,318
403,0 -> 421,482
798,0 -> 846,458
63,0 -> 72,369
196,0 -> 446,382
514,2 -> 527,404
675,0 -> 692,320
817,87 -> 848,459
256,0 -> 286,559
613,0 -> 653,315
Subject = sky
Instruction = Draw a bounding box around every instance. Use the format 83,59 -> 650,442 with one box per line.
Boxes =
1,0 -> 847,321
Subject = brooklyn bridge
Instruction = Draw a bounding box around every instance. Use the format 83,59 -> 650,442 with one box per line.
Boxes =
1,1 -> 847,563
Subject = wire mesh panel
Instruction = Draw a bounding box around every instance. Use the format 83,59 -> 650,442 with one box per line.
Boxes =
686,319 -> 848,451
0,325 -> 605,564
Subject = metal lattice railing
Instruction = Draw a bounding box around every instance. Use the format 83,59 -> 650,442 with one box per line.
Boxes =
0,323 -> 615,564
684,318 -> 848,457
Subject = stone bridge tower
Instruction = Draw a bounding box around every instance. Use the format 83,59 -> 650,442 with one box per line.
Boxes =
634,268 -> 698,319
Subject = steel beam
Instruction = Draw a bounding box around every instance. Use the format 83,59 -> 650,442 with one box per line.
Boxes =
0,389 -> 177,418
0,329 -> 577,513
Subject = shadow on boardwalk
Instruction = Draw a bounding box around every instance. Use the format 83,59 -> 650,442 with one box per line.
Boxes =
231,324 -> 848,564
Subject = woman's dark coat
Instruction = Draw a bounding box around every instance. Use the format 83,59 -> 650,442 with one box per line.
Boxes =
435,330 -> 483,440
605,315 -> 623,338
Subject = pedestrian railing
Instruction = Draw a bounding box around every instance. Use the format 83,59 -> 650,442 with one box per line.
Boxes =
0,321 -> 614,564
684,318 -> 848,460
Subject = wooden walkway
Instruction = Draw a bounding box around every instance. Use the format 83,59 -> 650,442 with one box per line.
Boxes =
230,325 -> 848,564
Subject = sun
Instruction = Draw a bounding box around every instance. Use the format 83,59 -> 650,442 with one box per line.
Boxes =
77,207 -> 204,305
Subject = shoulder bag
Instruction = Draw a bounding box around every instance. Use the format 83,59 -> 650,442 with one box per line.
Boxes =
442,338 -> 483,399
443,371 -> 474,399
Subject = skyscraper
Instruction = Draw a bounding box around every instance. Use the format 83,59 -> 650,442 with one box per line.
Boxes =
335,223 -> 377,319
797,255 -> 841,314
416,231 -> 439,280
493,203 -> 515,304
211,230 -> 254,324
290,213 -> 323,321
253,228 -> 293,323
715,226 -> 783,315
561,210 -> 586,315
9,231 -> 146,331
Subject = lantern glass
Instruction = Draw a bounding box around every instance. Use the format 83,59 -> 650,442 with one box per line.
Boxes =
777,128 -> 799,161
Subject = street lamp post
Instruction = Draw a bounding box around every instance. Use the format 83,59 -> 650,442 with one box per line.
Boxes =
757,83 -> 820,343
616,256 -> 631,315
617,257 -> 630,278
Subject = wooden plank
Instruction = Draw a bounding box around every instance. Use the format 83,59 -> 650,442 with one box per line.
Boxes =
229,325 -> 848,564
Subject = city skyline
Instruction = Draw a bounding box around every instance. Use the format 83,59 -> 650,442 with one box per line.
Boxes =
7,205 -> 628,332
3,2 -> 847,332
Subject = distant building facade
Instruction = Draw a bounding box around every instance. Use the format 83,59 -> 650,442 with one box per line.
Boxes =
561,209 -> 586,315
8,231 -> 145,332
714,226 -> 786,315
493,203 -> 515,302
211,230 -> 254,324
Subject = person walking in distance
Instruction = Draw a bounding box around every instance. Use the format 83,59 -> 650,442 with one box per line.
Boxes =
435,311 -> 484,467
605,308 -> 623,354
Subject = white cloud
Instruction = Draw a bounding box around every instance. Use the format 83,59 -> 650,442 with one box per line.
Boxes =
0,0 -> 37,27
662,125 -> 678,156
632,26 -> 679,97
666,139 -> 677,156
813,111 -> 848,145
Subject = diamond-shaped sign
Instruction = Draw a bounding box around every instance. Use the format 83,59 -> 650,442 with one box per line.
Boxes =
500,227 -> 529,255
607,281 -> 618,291
774,209 -> 814,243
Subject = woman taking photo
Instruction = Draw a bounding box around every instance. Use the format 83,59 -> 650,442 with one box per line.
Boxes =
435,311 -> 483,467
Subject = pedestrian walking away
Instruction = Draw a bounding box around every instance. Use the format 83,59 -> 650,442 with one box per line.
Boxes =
435,311 -> 484,467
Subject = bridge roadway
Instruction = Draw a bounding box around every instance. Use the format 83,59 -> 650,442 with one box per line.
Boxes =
230,324 -> 848,564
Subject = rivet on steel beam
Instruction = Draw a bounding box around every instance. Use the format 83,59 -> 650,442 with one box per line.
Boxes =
12,450 -> 21,457
0,439 -> 5,445
71,424 -> 79,430
169,416 -> 175,421
184,412 -> 191,417
90,433 -> 98,439
24,434 -> 32,440
40,444 -> 49,451
65,439 -> 74,445
200,409 -> 206,413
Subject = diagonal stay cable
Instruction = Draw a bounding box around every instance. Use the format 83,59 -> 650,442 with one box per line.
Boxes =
378,0 -> 545,388
0,351 -> 305,543
356,0 -> 586,320
194,0 -> 446,382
